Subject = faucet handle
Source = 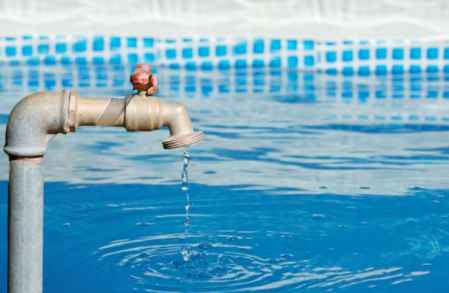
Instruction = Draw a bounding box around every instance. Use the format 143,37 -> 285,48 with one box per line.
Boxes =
130,63 -> 158,96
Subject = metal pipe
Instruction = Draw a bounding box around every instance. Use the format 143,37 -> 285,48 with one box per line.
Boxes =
4,89 -> 202,293
8,157 -> 44,293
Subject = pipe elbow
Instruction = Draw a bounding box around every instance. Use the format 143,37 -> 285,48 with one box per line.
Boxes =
4,91 -> 71,157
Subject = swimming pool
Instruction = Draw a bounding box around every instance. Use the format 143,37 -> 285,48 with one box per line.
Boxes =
1,65 -> 449,292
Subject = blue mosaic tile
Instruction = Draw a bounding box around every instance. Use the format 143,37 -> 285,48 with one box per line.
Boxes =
270,39 -> 281,52
6,46 -> 16,57
410,48 -> 421,59
22,45 -> 33,56
303,40 -> 314,50
233,42 -> 247,55
358,49 -> 370,60
392,65 -> 404,74
427,48 -> 438,60
201,61 -> 213,71
43,56 -> 56,66
93,37 -> 104,52
358,66 -> 370,76
304,56 -> 314,67
165,49 -> 177,59
26,58 -> 40,66
287,56 -> 298,68
216,45 -> 227,57
93,56 -> 105,65
169,63 -> 180,70
392,48 -> 404,60
426,65 -> 439,73
376,48 -> 387,59
269,57 -> 281,68
252,59 -> 264,68
144,53 -> 155,63
110,37 -> 121,50
342,50 -> 353,62
60,56 -> 72,65
218,60 -> 230,70
143,38 -> 154,48
127,37 -> 137,48
326,52 -> 337,63
198,47 -> 210,57
109,55 -> 122,65
184,62 -> 196,70
342,67 -> 354,76
253,40 -> 264,54
73,40 -> 87,53
410,65 -> 421,73
375,65 -> 388,75
55,43 -> 67,54
182,48 -> 193,59
287,40 -> 297,50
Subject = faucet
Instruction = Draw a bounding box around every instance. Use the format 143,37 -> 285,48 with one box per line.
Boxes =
3,65 -> 202,293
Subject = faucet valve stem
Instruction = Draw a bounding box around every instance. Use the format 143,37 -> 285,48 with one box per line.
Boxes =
130,63 -> 158,96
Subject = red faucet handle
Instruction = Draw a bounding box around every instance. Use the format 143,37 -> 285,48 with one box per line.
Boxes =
130,63 -> 158,96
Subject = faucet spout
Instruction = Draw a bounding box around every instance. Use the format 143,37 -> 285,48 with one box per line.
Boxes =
159,101 -> 203,149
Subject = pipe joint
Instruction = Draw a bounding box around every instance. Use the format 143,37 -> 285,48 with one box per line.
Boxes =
4,90 -> 72,157
125,95 -> 163,131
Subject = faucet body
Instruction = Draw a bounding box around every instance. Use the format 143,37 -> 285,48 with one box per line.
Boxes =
5,90 -> 202,156
4,90 -> 202,293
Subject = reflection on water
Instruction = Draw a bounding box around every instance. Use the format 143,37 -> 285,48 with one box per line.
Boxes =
1,66 -> 449,292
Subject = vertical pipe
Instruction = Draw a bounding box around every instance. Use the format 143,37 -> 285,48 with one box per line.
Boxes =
8,157 -> 44,293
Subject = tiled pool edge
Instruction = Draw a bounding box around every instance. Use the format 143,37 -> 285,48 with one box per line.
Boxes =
2,36 -> 449,73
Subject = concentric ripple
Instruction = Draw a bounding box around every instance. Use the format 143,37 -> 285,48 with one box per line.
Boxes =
96,228 -> 429,293
97,232 -> 283,292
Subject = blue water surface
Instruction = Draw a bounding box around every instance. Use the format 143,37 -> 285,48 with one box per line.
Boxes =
1,65 -> 449,292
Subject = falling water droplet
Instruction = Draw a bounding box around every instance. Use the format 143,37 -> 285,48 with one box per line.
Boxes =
181,150 -> 192,261
181,246 -> 192,262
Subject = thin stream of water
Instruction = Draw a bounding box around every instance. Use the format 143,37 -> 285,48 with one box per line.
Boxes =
180,151 -> 192,262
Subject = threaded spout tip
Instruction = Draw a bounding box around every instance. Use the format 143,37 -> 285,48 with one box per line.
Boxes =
162,131 -> 203,149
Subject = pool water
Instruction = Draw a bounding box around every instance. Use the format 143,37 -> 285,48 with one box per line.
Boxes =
1,66 -> 449,292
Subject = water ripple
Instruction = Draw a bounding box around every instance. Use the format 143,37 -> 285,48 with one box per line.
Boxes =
96,231 -> 429,292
